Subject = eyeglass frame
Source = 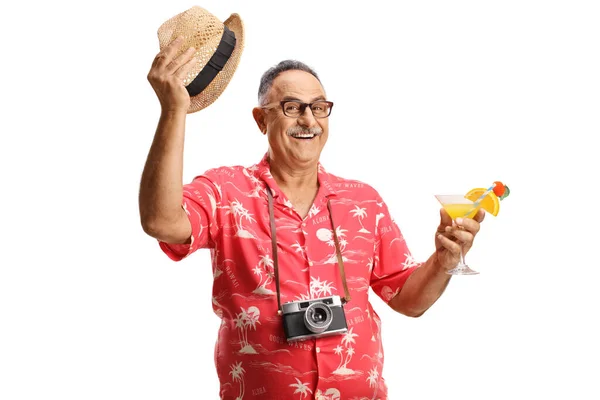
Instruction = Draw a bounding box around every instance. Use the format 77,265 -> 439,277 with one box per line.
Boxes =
261,100 -> 334,119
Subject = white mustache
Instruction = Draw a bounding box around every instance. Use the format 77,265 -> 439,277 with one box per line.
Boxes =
287,126 -> 323,136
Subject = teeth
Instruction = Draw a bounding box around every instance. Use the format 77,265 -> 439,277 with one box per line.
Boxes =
291,134 -> 315,138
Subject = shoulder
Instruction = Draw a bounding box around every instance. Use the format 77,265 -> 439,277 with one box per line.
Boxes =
190,164 -> 253,183
186,164 -> 260,199
325,170 -> 383,202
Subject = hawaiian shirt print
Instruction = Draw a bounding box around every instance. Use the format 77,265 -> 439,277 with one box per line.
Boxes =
159,154 -> 421,400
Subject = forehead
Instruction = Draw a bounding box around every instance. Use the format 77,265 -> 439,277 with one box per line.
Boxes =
268,70 -> 326,101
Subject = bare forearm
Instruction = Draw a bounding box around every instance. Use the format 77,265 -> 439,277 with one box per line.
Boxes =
389,253 -> 451,317
139,110 -> 188,234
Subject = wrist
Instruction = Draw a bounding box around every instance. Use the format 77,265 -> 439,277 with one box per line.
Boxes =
160,106 -> 189,118
430,252 -> 451,274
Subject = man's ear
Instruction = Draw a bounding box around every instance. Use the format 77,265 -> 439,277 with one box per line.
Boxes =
252,107 -> 267,135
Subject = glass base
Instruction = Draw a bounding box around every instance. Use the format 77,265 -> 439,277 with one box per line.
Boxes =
447,263 -> 479,275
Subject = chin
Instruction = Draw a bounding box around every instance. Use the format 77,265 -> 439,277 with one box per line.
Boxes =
294,149 -> 322,164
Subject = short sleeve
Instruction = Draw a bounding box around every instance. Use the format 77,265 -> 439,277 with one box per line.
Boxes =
158,174 -> 221,261
370,198 -> 421,304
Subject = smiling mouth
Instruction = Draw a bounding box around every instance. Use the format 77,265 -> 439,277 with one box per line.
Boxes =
290,133 -> 318,140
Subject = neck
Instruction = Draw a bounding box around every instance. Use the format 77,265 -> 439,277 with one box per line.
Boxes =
268,154 -> 319,192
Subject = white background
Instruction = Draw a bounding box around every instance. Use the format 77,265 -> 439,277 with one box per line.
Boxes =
1,0 -> 599,399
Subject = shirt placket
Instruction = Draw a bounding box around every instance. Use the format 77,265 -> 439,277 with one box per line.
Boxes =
304,194 -> 335,395
304,193 -> 328,288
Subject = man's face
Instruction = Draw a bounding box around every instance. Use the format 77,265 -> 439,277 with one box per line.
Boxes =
256,70 -> 329,167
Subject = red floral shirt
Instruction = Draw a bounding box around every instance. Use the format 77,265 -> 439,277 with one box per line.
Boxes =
159,154 -> 420,400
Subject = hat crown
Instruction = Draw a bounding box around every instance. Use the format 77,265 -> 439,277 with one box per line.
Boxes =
156,7 -> 245,113
158,7 -> 225,67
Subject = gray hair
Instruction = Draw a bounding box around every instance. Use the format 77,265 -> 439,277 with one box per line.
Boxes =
257,60 -> 322,105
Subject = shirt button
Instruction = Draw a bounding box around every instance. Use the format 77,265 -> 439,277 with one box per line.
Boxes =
316,347 -> 321,353
308,261 -> 314,267
302,222 -> 307,227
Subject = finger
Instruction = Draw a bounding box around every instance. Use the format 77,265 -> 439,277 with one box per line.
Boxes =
174,56 -> 199,85
152,36 -> 185,68
437,234 -> 462,255
444,226 -> 473,244
474,208 -> 486,223
166,46 -> 196,74
437,230 -> 453,241
454,217 -> 480,235
438,208 -> 453,231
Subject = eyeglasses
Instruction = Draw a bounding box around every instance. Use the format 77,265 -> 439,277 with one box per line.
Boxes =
262,100 -> 334,118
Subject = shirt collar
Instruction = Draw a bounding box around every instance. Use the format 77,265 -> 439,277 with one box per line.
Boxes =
252,152 -> 338,199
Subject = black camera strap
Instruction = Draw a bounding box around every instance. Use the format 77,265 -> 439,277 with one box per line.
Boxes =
267,189 -> 351,315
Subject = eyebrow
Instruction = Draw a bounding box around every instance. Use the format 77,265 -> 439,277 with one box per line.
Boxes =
281,95 -> 327,102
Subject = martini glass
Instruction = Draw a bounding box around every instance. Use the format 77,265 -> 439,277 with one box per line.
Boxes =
434,194 -> 479,275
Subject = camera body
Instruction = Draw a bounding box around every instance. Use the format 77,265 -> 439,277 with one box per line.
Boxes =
281,295 -> 348,342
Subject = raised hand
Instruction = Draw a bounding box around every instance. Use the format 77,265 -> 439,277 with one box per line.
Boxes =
147,36 -> 198,113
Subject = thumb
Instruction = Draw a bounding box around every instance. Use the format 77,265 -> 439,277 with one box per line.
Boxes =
439,208 -> 452,228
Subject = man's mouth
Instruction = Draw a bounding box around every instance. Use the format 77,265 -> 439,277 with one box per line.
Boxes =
290,133 -> 318,140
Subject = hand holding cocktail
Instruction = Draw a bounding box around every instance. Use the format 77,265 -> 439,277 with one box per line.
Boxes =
435,181 -> 510,275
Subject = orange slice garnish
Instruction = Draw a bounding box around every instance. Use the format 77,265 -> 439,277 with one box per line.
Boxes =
465,188 -> 500,216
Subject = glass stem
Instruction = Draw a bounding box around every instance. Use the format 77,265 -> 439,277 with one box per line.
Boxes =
459,246 -> 466,267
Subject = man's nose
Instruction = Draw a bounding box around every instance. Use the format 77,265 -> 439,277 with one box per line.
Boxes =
296,106 -> 317,127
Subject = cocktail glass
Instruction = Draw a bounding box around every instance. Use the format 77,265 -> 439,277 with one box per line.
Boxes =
434,194 -> 479,275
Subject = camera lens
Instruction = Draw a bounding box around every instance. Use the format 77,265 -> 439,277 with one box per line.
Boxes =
312,308 -> 327,322
304,302 -> 333,334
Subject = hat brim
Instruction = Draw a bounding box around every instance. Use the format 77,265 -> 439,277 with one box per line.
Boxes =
188,13 -> 244,113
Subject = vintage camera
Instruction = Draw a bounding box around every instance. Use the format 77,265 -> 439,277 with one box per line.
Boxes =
281,295 -> 348,342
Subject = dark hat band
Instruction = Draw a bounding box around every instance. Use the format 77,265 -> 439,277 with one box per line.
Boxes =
186,26 -> 236,97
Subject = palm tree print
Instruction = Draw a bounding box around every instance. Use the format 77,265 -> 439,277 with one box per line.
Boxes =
333,327 -> 359,375
291,241 -> 305,257
224,199 -> 256,238
402,253 -> 420,269
234,306 -> 261,354
333,345 -> 344,364
310,276 -> 335,298
317,226 -> 348,250
243,167 -> 258,181
289,377 -> 313,399
350,205 -> 370,233
294,277 -> 336,301
334,226 -> 348,248
252,254 -> 275,295
242,167 -> 264,198
366,366 -> 380,398
308,204 -> 320,218
229,361 -> 245,400
248,169 -> 267,198
316,226 -> 349,264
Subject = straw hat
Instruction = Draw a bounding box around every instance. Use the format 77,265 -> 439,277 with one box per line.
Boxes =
157,6 -> 244,113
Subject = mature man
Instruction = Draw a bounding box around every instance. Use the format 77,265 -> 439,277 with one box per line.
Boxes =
140,38 -> 484,399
